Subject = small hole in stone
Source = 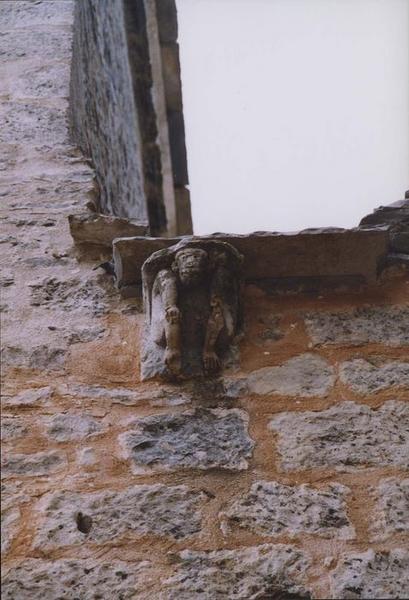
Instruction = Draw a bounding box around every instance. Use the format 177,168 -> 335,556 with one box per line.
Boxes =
76,511 -> 93,534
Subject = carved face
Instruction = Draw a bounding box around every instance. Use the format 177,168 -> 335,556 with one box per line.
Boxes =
174,248 -> 208,286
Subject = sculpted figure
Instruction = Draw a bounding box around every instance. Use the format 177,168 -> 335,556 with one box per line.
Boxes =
141,239 -> 243,380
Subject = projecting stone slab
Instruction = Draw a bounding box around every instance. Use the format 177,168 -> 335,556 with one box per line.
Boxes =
161,544 -> 311,599
2,558 -> 153,600
331,549 -> 409,599
119,409 -> 254,473
305,306 -> 409,346
222,481 -> 354,539
340,359 -> 409,394
44,413 -> 104,442
35,484 -> 205,548
113,228 -> 388,290
2,450 -> 67,477
269,401 -> 409,472
68,212 -> 148,247
371,478 -> 409,540
245,353 -> 335,397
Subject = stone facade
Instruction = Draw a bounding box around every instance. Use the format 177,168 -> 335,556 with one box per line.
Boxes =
1,2 -> 409,599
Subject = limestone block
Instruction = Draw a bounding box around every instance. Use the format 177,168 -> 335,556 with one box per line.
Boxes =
7,62 -> 70,99
305,306 -> 409,346
1,387 -> 53,407
339,359 -> 409,394
1,507 -> 20,553
331,549 -> 409,599
68,212 -> 148,247
245,353 -> 335,397
1,417 -> 28,441
35,484 -> 206,549
120,409 -> 254,473
269,401 -> 409,471
0,29 -> 72,61
29,277 -> 108,315
2,558 -> 153,600
0,101 -> 68,145
44,413 -> 104,442
161,544 -> 311,599
61,383 -> 192,407
2,450 -> 67,477
222,481 -> 354,539
0,0 -> 74,30
1,344 -> 66,370
371,478 -> 409,540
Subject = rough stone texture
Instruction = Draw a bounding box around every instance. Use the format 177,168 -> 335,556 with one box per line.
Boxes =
59,383 -> 192,406
1,507 -> 20,553
44,413 -> 104,442
339,358 -> 409,394
331,549 -> 409,599
269,401 -> 409,471
245,353 -> 335,397
222,481 -> 354,539
35,484 -> 205,548
161,544 -> 311,599
305,305 -> 409,346
69,0 -> 148,222
2,558 -> 154,600
2,451 -> 67,478
120,409 -> 254,473
1,386 -> 53,407
371,478 -> 409,540
1,417 -> 28,441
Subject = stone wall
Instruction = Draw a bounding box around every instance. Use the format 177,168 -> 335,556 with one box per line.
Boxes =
1,2 -> 409,599
70,0 -> 192,236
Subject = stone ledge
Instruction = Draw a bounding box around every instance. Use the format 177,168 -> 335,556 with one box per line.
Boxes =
113,227 -> 389,291
69,212 -> 148,246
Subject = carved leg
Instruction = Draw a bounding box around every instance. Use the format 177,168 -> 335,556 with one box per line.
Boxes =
203,298 -> 224,373
164,306 -> 182,375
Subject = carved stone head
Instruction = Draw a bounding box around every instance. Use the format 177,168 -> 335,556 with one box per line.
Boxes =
172,248 -> 208,286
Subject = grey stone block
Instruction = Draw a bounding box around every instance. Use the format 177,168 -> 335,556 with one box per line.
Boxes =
120,409 -> 254,473
331,549 -> 409,599
1,417 -> 27,441
44,414 -> 104,442
269,401 -> 409,471
339,359 -> 409,394
245,353 -> 335,397
68,212 -> 148,247
222,481 -> 354,539
371,478 -> 409,540
2,451 -> 67,477
35,484 -> 206,548
2,558 -> 153,600
161,544 -> 311,599
305,306 -> 409,346
0,0 -> 74,30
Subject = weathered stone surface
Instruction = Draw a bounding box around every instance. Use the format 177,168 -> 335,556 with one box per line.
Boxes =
331,549 -> 409,599
305,306 -> 409,346
45,413 -> 104,442
222,481 -> 354,539
68,212 -> 148,247
2,450 -> 66,477
371,478 -> 409,540
0,0 -> 73,29
0,29 -> 72,61
269,401 -> 409,471
59,383 -> 192,406
120,409 -> 254,473
1,507 -> 20,553
0,101 -> 68,145
340,359 -> 409,393
245,353 -> 335,397
1,387 -> 53,407
1,417 -> 27,441
29,277 -> 108,315
1,344 -> 66,370
35,484 -> 206,548
161,544 -> 311,599
2,558 -> 153,600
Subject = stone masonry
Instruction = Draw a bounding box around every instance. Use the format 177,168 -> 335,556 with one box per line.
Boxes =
1,2 -> 409,599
